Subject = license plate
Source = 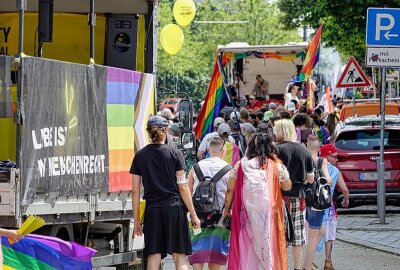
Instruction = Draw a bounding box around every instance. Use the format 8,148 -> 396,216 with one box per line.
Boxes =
359,172 -> 391,181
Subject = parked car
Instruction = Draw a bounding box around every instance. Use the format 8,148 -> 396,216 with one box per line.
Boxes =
330,115 -> 400,206
339,102 -> 400,121
159,97 -> 182,113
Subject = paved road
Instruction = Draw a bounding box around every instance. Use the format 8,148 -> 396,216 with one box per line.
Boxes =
161,239 -> 399,270
159,205 -> 400,269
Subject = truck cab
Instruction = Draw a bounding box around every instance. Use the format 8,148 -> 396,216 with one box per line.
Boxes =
0,1 -> 157,269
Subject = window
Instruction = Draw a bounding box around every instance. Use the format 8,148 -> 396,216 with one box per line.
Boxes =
335,130 -> 400,150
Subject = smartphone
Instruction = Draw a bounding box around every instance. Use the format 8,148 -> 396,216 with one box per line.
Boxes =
222,217 -> 231,230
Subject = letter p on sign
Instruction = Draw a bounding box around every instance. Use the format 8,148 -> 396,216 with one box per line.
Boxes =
376,14 -> 395,40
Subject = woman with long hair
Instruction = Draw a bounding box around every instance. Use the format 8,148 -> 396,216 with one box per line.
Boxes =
224,133 -> 292,270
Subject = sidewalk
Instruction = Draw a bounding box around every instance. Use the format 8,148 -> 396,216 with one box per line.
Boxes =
336,213 -> 400,256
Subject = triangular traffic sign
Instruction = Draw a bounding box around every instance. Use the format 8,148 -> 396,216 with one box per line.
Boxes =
336,56 -> 371,88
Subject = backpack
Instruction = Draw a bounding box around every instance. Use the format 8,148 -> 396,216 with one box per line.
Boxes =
305,157 -> 332,210
192,163 -> 231,228
230,133 -> 246,157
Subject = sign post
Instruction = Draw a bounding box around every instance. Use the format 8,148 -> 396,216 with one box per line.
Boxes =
378,67 -> 386,224
365,7 -> 400,223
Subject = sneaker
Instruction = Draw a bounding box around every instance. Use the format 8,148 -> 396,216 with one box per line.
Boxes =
312,262 -> 319,270
324,260 -> 335,270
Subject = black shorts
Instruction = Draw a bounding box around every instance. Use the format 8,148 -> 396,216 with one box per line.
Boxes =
143,206 -> 192,256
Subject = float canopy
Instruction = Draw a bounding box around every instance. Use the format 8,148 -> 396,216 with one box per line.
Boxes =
0,0 -> 149,14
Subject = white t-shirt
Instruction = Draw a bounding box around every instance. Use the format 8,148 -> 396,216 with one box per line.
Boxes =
198,132 -> 235,152
285,93 -> 299,108
192,157 -> 230,209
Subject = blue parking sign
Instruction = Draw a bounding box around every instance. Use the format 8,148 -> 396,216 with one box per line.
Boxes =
367,8 -> 400,46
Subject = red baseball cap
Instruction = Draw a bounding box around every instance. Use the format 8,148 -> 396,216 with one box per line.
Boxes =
320,144 -> 337,158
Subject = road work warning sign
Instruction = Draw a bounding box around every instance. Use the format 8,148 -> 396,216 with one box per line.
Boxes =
336,57 -> 371,88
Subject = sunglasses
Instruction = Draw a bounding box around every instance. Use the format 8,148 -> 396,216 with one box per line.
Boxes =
328,154 -> 338,160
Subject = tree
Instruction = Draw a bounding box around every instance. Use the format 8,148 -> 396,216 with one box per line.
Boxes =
157,0 -> 301,110
277,0 -> 400,64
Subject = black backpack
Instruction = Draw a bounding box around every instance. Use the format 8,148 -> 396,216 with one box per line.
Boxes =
305,157 -> 332,210
192,163 -> 231,228
231,133 -> 246,157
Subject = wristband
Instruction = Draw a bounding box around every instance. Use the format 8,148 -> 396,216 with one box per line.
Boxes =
176,174 -> 188,184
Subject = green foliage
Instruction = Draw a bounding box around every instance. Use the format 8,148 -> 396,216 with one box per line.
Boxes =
157,0 -> 301,111
277,0 -> 400,64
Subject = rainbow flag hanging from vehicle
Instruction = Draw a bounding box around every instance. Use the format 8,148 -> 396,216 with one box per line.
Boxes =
195,59 -> 229,140
298,25 -> 322,82
1,234 -> 96,270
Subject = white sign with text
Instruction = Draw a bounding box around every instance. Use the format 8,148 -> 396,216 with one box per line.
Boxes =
366,47 -> 400,67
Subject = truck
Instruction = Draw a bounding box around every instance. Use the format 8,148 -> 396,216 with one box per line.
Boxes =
216,42 -> 310,108
0,1 -> 158,269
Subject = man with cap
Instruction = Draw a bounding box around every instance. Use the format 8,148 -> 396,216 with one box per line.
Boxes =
316,144 -> 349,270
268,102 -> 277,112
263,110 -> 274,123
217,123 -> 241,166
286,101 -> 297,115
130,115 -> 201,270
227,120 -> 246,156
197,118 -> 235,161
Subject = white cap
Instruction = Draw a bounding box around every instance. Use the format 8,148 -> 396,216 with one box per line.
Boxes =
230,110 -> 240,120
213,117 -> 225,127
287,102 -> 296,112
218,123 -> 231,137
161,108 -> 173,120
269,102 -> 277,110
241,122 -> 256,133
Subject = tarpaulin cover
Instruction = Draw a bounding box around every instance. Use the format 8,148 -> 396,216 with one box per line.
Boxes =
20,57 -> 109,205
19,57 -> 155,205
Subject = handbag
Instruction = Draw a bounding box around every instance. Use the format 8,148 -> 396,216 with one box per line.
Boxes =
283,200 -> 294,244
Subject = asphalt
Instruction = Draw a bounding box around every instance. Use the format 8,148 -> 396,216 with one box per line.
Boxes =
336,211 -> 400,256
161,206 -> 400,269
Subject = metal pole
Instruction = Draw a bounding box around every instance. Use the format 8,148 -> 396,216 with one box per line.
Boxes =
16,0 -> 26,168
372,67 -> 377,99
352,87 -> 356,116
378,67 -> 386,224
89,0 -> 95,61
17,0 -> 26,54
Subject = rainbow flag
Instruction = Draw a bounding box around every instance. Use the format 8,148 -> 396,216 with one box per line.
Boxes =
195,60 -> 229,140
104,66 -> 155,192
298,25 -> 322,82
188,227 -> 230,265
222,51 -> 305,65
1,235 -> 96,270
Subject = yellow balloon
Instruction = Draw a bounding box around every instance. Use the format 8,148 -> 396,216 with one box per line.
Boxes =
173,0 -> 196,27
160,24 -> 184,55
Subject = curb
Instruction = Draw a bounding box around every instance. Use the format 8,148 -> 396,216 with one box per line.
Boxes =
337,227 -> 400,232
336,231 -> 400,257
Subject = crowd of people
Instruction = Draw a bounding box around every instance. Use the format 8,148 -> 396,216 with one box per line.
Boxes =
131,85 -> 351,270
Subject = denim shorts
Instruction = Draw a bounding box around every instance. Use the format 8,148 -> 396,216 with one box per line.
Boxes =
306,207 -> 325,229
